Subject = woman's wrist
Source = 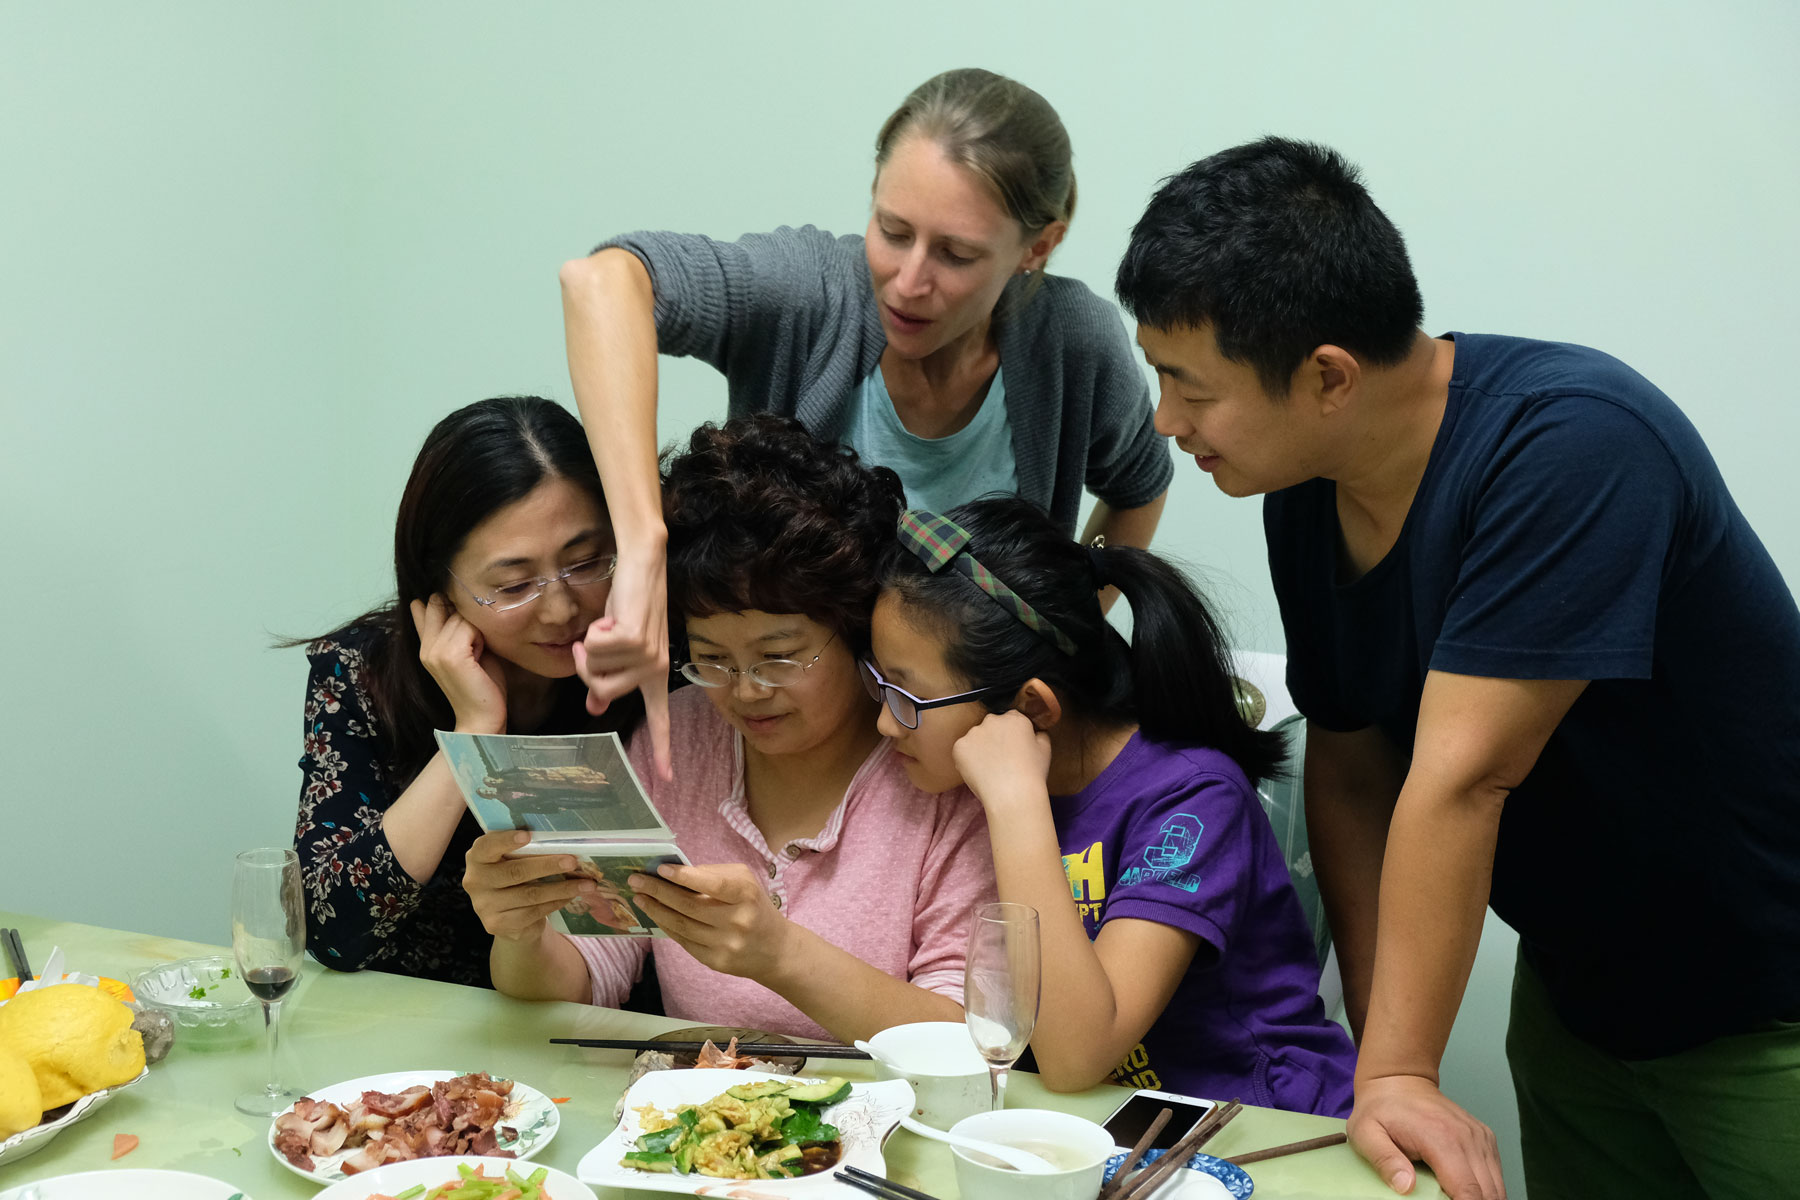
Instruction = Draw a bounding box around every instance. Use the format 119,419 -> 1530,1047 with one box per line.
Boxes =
755,915 -> 811,991
613,524 -> 668,564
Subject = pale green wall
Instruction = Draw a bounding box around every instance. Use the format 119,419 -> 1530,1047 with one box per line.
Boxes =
4,3 -> 1796,1193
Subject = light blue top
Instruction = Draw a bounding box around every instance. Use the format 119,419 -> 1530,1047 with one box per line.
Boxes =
843,364 -> 1019,513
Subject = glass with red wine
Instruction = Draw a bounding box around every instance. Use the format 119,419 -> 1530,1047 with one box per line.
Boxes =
232,846 -> 306,1116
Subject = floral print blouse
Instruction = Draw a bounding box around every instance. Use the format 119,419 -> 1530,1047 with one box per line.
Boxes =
295,626 -> 635,987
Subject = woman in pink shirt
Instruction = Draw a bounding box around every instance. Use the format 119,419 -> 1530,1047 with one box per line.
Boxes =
462,416 -> 996,1041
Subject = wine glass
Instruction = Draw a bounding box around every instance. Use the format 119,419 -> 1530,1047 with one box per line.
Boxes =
963,901 -> 1041,1112
231,847 -> 306,1116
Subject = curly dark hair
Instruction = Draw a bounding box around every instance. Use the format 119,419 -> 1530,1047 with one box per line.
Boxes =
661,415 -> 905,655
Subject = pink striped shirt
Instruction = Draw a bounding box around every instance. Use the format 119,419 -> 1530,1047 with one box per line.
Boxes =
571,687 -> 997,1039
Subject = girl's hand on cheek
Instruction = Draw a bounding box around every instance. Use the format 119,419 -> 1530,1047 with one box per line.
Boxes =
411,594 -> 508,734
953,711 -> 1053,812
627,863 -> 797,981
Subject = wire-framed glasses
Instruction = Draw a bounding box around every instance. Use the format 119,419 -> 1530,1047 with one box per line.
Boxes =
450,554 -> 617,612
857,659 -> 1017,730
678,632 -> 838,689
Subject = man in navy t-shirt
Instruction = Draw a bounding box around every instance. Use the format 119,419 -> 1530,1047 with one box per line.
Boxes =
1116,138 -> 1800,1199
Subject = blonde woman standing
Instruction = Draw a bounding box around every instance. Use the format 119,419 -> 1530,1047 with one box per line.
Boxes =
560,69 -> 1171,773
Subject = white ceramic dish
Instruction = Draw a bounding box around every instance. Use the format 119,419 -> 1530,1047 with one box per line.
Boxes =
266,1069 -> 558,1183
0,1169 -> 250,1199
578,1067 -> 914,1196
313,1155 -> 595,1200
1100,1148 -> 1255,1198
0,1066 -> 149,1167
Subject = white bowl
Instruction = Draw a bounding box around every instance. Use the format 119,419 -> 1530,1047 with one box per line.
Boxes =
130,955 -> 261,1042
949,1108 -> 1115,1200
866,1022 -> 989,1130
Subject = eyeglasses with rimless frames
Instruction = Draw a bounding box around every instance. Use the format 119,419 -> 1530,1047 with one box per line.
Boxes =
450,554 -> 618,613
677,632 -> 839,689
857,659 -> 1019,730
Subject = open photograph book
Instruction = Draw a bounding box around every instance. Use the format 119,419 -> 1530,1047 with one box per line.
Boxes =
434,729 -> 690,938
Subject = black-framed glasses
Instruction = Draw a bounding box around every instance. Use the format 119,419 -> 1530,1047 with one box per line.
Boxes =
858,659 -> 1017,730
677,633 -> 838,690
450,554 -> 618,613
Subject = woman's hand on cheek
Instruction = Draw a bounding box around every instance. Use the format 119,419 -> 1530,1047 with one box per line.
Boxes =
952,711 -> 1053,814
410,594 -> 508,734
627,863 -> 797,982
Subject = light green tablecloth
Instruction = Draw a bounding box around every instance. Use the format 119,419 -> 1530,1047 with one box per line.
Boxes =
0,910 -> 1437,1198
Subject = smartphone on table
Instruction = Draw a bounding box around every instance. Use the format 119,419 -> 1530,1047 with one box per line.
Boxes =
1101,1088 -> 1218,1153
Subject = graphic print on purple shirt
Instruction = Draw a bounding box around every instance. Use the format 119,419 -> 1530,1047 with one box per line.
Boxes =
1052,732 -> 1356,1117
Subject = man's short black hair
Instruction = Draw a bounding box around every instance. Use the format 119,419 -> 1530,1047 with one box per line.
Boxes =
1116,136 -> 1424,394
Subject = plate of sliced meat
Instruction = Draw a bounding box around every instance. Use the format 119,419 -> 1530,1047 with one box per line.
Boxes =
267,1069 -> 559,1183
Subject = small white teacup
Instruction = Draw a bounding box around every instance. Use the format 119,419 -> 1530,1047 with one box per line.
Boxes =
866,1021 -> 991,1130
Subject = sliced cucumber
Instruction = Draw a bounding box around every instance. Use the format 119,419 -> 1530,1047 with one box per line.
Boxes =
783,1077 -> 851,1105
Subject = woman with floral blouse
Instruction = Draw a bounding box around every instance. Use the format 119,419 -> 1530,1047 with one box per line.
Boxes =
294,396 -> 638,986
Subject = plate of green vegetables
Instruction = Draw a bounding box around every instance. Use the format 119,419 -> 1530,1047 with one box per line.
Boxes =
577,1069 -> 914,1195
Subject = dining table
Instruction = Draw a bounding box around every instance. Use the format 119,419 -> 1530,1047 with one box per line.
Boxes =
0,908 -> 1441,1198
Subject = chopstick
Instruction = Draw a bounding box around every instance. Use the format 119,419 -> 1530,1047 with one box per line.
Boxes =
835,1165 -> 944,1200
1110,1098 -> 1243,1200
1,929 -> 31,982
1098,1106 -> 1172,1200
1224,1130 -> 1348,1165
548,1037 -> 871,1059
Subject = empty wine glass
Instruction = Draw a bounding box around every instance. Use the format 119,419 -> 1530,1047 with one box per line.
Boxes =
963,901 -> 1041,1112
232,847 -> 306,1116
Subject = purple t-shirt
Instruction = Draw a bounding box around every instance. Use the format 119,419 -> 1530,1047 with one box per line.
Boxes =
1055,732 -> 1355,1116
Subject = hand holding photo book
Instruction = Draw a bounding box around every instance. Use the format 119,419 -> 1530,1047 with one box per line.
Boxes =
435,729 -> 690,938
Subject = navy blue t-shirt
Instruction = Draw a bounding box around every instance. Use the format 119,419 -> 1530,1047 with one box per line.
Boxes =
1265,332 -> 1800,1060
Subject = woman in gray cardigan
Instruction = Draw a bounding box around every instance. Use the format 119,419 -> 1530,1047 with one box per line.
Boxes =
559,68 -> 1171,774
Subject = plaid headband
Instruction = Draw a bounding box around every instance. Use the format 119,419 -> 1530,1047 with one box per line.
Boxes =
896,509 -> 1078,657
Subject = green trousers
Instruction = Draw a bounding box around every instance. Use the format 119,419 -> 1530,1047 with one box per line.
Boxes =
1507,950 -> 1800,1199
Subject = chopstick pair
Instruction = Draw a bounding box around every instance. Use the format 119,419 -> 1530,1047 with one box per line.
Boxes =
1102,1097 -> 1243,1200
1,928 -> 31,982
548,1036 -> 871,1059
834,1165 -> 943,1200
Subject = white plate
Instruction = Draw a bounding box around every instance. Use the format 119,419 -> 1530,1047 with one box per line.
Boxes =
0,1067 -> 150,1167
0,1169 -> 251,1199
267,1069 -> 559,1183
578,1068 -> 914,1197
314,1155 -> 595,1200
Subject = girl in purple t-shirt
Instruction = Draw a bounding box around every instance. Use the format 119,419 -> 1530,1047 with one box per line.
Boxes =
871,496 -> 1356,1116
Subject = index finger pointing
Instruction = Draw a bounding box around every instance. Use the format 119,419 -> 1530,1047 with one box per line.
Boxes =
643,671 -> 672,781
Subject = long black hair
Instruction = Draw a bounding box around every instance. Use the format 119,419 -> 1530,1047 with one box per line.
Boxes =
881,496 -> 1285,784
295,396 -> 613,787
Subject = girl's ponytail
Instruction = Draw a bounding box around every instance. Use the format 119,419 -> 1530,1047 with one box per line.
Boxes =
1102,547 -> 1286,784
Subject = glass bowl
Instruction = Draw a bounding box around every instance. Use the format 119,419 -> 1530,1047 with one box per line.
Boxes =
130,955 -> 260,1042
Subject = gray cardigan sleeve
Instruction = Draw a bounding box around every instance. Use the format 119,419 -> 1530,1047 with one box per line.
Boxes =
998,274 -> 1172,529
593,226 -> 876,422
1077,290 -> 1173,512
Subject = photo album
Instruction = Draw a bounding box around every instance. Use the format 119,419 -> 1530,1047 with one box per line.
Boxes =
434,730 -> 690,938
